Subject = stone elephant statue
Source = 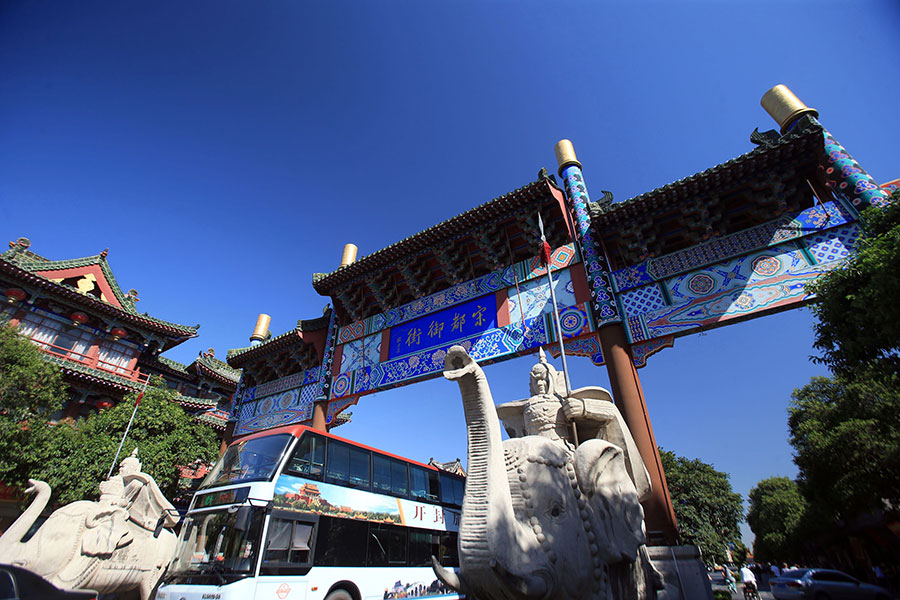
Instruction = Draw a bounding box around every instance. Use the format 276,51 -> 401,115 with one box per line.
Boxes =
432,346 -> 660,600
0,453 -> 178,600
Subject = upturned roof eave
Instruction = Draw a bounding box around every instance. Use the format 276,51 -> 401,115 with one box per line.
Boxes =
195,359 -> 241,385
226,312 -> 330,366
0,258 -> 199,339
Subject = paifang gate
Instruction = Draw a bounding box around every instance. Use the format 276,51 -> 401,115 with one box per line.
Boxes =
226,85 -> 897,546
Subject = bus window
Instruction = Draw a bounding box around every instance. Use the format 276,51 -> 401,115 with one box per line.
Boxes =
367,525 -> 407,566
409,466 -> 439,502
314,517 -> 367,567
201,433 -> 293,489
453,476 -> 465,506
263,517 -> 314,568
408,529 -> 441,567
391,460 -> 408,497
439,473 -> 464,507
285,433 -> 325,479
373,455 -> 391,493
373,455 -> 408,497
348,446 -> 371,489
439,531 -> 460,567
325,441 -> 350,485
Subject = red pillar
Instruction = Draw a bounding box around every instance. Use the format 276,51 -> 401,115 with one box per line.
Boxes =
312,401 -> 328,432
597,324 -> 679,545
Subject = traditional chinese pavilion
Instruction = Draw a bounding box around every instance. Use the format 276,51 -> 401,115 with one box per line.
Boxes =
0,238 -> 238,431
226,86 -> 893,547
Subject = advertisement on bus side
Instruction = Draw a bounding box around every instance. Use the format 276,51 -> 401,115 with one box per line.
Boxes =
273,474 -> 461,532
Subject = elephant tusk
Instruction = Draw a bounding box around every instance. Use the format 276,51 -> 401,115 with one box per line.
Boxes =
490,560 -> 552,600
431,556 -> 465,593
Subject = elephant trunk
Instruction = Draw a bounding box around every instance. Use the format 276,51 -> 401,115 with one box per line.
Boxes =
443,346 -> 546,598
0,479 -> 51,558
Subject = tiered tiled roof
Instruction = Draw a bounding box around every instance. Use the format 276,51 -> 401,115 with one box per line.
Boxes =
194,352 -> 241,384
588,121 -> 825,269
227,313 -> 330,366
593,123 -> 823,222
193,408 -> 230,430
311,173 -> 571,323
1,241 -> 198,345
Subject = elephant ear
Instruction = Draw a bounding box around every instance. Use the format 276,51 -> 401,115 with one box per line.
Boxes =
573,439 -> 646,561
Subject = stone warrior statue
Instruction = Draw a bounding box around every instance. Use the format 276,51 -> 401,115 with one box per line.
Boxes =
498,348 -> 652,502
0,449 -> 179,600
433,346 -> 663,600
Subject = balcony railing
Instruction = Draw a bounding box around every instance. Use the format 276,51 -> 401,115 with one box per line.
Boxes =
34,340 -> 146,384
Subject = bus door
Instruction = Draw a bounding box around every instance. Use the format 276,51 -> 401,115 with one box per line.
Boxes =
256,511 -> 318,600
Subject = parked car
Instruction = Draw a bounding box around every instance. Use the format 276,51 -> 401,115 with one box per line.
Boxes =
770,568 -> 890,600
0,564 -> 97,600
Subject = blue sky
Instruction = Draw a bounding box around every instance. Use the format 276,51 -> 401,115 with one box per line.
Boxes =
2,1 -> 898,545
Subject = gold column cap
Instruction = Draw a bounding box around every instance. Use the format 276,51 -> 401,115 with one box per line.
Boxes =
761,84 -> 818,133
555,139 -> 582,176
250,313 -> 271,343
340,243 -> 358,267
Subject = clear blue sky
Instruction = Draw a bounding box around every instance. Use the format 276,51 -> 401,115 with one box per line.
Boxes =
2,1 -> 898,545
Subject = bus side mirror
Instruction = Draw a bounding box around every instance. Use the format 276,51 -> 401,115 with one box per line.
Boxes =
234,507 -> 251,532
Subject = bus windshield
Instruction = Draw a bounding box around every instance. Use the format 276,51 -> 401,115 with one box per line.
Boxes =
201,433 -> 293,489
167,506 -> 266,584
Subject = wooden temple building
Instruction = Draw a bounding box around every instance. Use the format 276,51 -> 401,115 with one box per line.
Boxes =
0,238 -> 239,431
225,86 -> 894,552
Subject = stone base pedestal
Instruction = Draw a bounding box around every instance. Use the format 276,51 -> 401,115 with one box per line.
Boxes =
647,545 -> 713,600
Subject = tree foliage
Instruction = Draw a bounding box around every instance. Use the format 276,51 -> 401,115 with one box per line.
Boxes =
31,382 -> 221,505
788,374 -> 900,521
659,447 -> 744,564
746,476 -> 807,563
808,192 -> 900,378
0,324 -> 65,489
0,326 -> 220,506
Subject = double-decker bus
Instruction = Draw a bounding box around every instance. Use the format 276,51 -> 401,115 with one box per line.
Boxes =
155,424 -> 464,600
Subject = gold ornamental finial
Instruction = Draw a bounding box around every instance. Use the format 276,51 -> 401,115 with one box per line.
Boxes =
250,313 -> 271,344
554,139 -> 582,177
760,84 -> 818,133
340,243 -> 358,267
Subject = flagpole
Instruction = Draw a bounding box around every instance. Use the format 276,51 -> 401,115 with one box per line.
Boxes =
538,214 -> 579,446
107,375 -> 149,479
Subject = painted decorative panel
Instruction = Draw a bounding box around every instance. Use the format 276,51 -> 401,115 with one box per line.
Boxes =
664,243 -> 812,303
235,381 -> 317,436
613,201 -> 853,292
338,332 -> 381,374
506,267 -> 576,321
620,222 -> 862,345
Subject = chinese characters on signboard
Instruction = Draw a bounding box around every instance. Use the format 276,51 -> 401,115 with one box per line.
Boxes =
389,295 -> 497,359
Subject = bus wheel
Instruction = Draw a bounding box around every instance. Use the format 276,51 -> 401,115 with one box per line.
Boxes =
325,589 -> 353,600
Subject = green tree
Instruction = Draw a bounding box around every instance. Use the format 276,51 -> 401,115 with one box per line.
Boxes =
0,324 -> 66,489
746,476 -> 807,563
788,375 -> 900,522
808,191 -> 900,378
32,382 -> 221,505
659,448 -> 744,564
